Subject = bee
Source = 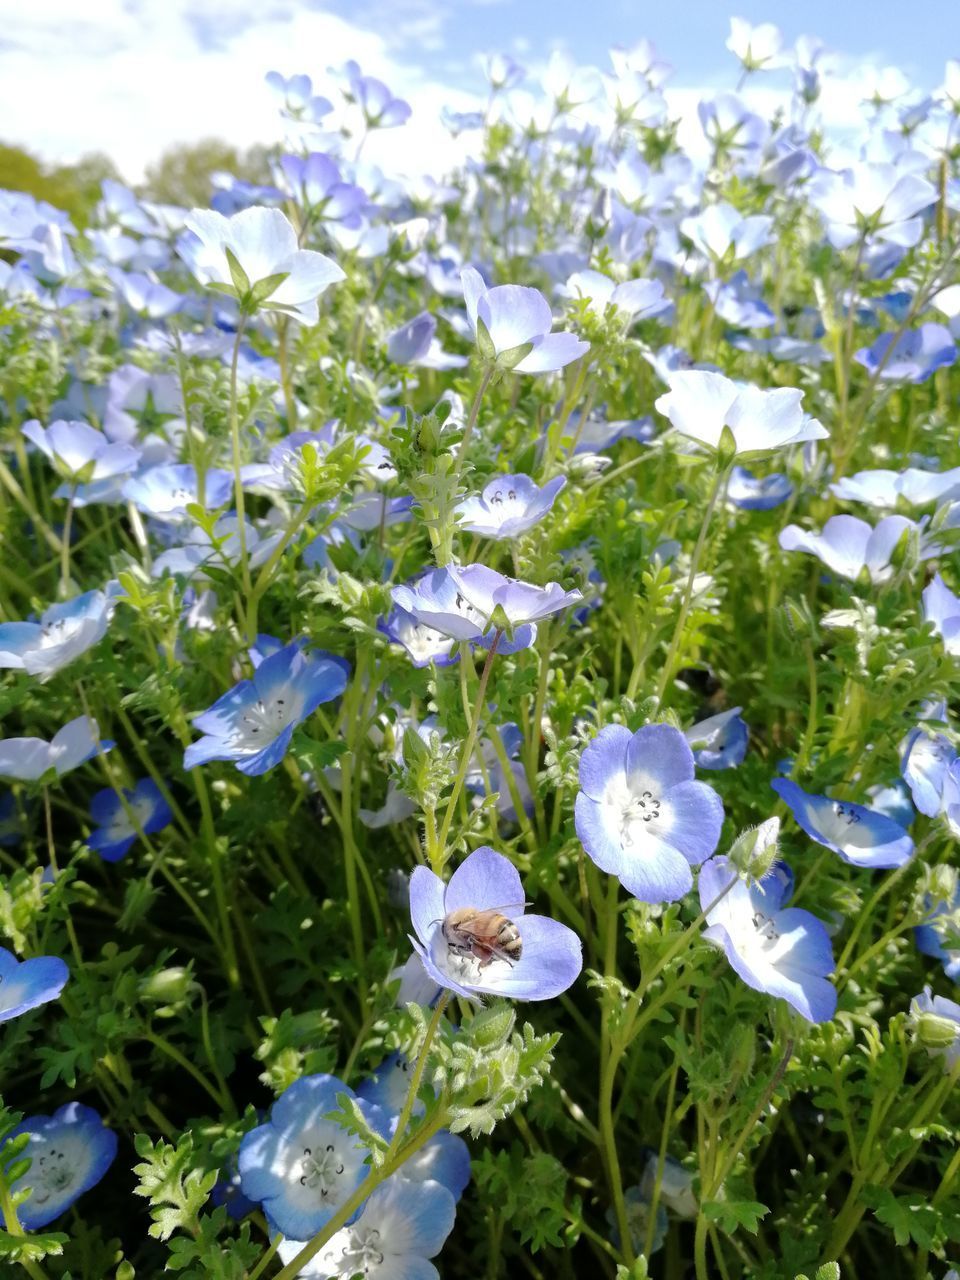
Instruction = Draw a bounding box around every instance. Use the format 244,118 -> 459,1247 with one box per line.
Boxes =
441,906 -> 524,967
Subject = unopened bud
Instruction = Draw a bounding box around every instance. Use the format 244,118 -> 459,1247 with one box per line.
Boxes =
728,818 -> 780,881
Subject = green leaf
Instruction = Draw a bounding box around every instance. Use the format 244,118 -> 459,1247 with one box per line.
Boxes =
476,315 -> 496,360
249,271 -> 290,304
703,1198 -> 769,1235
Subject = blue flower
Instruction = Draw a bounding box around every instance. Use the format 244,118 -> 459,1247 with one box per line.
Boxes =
779,513 -> 917,583
123,464 -> 233,521
461,268 -> 589,373
391,566 -> 580,651
576,723 -> 724,902
276,1174 -> 456,1276
0,948 -> 68,1023
344,62 -> 412,129
409,846 -> 583,1002
0,588 -> 115,681
1,1103 -> 117,1228
378,605 -> 460,669
455,475 -> 566,539
0,716 -> 113,783
607,1183 -> 668,1257
238,1074 -> 376,1240
771,778 -> 914,868
684,707 -> 749,770
180,206 -> 345,325
699,855 -> 837,1023
901,704 -> 956,817
727,466 -> 792,511
22,418 -> 140,483
185,641 -> 350,777
915,882 -> 960,982
923,574 -> 960,656
655,371 -> 827,456
854,324 -> 956,384
87,778 -> 173,862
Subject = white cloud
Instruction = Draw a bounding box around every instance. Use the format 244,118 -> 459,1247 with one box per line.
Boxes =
0,0 -> 482,182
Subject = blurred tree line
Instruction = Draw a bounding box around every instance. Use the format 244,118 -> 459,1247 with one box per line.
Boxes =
0,139 -> 273,222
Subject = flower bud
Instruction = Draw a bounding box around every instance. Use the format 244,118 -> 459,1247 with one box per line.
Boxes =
914,1011 -> 960,1050
138,966 -> 198,1008
728,817 -> 780,881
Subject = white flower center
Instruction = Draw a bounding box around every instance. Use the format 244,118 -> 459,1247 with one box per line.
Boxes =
39,617 -> 83,650
31,1147 -> 75,1205
340,1227 -> 385,1275
230,694 -> 300,751
606,777 -> 664,848
299,1143 -> 346,1199
407,622 -> 450,662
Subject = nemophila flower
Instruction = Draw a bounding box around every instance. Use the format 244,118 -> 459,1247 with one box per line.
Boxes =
680,203 -> 772,262
0,716 -> 112,782
639,1149 -> 697,1218
385,312 -> 467,371
854,324 -> 956,383
779,514 -> 917,583
832,465 -> 960,508
727,17 -> 783,70
408,845 -> 582,1001
344,61 -> 412,129
575,723 -> 724,902
901,705 -> 956,817
278,154 -> 366,229
123,464 -> 233,521
108,267 -> 181,318
185,641 -> 349,776
86,778 -> 173,863
654,371 -> 827,457
355,1074 -> 471,1201
378,605 -> 459,669
561,269 -> 669,322
460,267 -> 589,373
923,574 -> 960,655
727,466 -> 792,510
22,419 -> 140,485
706,271 -> 775,330
276,1175 -> 456,1278
699,855 -> 837,1023
0,588 -> 115,680
684,707 -> 749,770
911,988 -> 960,1070
0,948 -> 68,1023
607,1183 -> 668,1257
1,1103 -> 117,1229
152,515 -> 284,581
915,882 -> 960,981
771,778 -> 914,868
180,206 -> 345,324
391,565 -> 581,651
238,1074 -> 374,1240
455,475 -> 566,539
808,163 -> 936,250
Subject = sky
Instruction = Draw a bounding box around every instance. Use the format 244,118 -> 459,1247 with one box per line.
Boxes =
0,0 -> 954,183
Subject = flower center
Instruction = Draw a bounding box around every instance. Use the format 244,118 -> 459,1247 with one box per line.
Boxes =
232,695 -> 296,750
341,1227 -> 385,1275
32,1148 -> 74,1204
299,1144 -> 345,1198
621,789 -> 662,837
751,910 -> 780,946
39,618 -> 82,649
833,803 -> 861,827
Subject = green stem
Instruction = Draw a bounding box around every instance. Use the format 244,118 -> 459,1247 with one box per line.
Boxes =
654,464 -> 729,706
0,1176 -> 51,1280
436,631 -> 502,859
59,483 -> 76,594
384,993 -> 450,1162
228,319 -> 252,597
